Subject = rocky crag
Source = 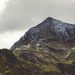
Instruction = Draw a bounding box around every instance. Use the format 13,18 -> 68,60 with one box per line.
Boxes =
11,17 -> 75,50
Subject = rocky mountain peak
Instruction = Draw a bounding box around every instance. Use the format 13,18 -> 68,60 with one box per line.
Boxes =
11,17 -> 75,50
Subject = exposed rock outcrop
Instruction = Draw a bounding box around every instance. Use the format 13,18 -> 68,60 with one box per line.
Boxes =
11,17 -> 75,50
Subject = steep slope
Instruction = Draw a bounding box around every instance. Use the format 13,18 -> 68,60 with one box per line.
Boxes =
11,17 -> 75,50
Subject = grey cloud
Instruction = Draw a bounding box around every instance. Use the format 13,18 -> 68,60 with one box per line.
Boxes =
0,0 -> 75,32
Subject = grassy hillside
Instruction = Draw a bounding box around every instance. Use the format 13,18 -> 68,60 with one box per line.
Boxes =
1,47 -> 75,75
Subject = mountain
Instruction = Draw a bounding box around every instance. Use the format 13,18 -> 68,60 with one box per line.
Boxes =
11,17 -> 75,50
10,17 -> 75,64
1,17 -> 75,75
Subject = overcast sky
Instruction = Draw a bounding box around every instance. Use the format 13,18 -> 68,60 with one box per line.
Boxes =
0,0 -> 75,49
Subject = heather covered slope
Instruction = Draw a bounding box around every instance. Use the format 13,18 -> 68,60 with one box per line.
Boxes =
0,49 -> 62,75
1,47 -> 75,75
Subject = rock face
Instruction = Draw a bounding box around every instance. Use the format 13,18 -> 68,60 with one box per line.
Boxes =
11,17 -> 75,50
1,17 -> 75,75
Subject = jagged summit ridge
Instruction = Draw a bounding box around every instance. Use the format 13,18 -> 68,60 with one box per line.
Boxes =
11,17 -> 75,50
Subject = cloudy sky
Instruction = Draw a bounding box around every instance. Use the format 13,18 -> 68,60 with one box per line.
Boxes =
0,0 -> 75,49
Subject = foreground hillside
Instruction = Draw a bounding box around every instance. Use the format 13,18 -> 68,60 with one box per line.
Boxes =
1,47 -> 75,75
0,49 -> 62,75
